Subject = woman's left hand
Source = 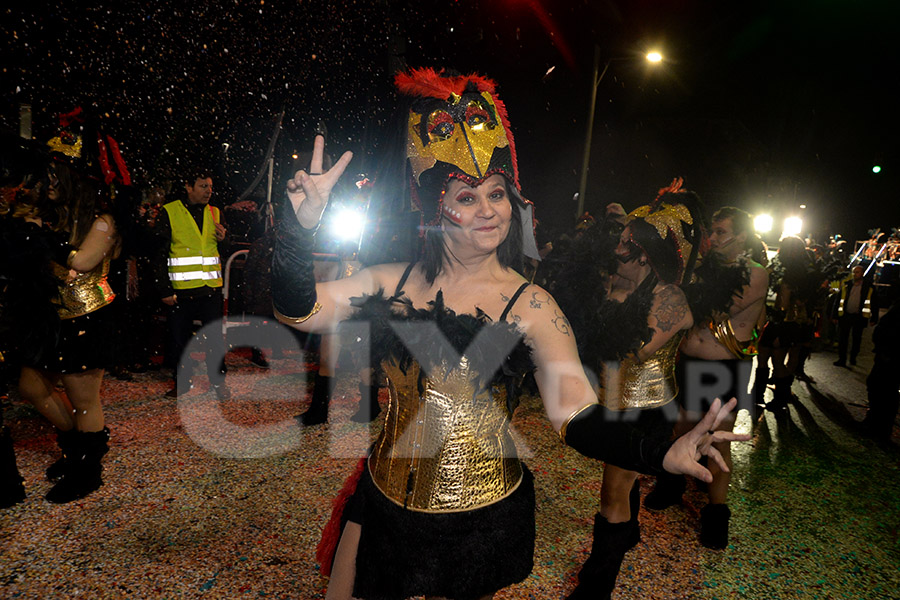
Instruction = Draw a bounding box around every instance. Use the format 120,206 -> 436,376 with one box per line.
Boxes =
662,397 -> 750,482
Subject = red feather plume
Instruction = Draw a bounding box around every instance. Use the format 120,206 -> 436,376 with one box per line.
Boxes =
394,67 -> 497,101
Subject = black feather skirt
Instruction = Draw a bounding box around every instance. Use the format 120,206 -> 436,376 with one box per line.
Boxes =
347,466 -> 535,600
37,305 -> 115,374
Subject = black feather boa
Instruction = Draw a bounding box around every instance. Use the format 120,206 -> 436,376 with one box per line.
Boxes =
683,252 -> 752,324
549,219 -> 655,368
341,289 -> 535,414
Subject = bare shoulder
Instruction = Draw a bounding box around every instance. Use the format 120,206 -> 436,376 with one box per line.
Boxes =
745,259 -> 769,297
652,283 -> 692,331
95,213 -> 117,232
508,283 -> 573,338
654,282 -> 688,305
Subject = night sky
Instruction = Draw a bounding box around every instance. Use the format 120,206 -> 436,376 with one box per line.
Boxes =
2,0 -> 896,243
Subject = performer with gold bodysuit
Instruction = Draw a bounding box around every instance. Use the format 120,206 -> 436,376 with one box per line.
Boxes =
271,68 -> 745,599
557,182 -> 705,599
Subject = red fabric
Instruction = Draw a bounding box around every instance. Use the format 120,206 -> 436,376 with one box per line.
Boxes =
106,135 -> 132,186
315,456 -> 367,577
95,134 -> 115,185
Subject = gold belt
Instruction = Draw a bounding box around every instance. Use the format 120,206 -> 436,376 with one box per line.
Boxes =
709,319 -> 757,360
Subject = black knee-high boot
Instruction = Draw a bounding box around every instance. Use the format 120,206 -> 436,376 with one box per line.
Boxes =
643,471 -> 686,511
754,363 -> 770,407
45,428 -> 78,482
568,514 -> 638,600
768,375 -> 793,411
297,373 -> 333,426
350,382 -> 381,423
1,425 -> 26,508
46,427 -> 110,504
626,479 -> 642,549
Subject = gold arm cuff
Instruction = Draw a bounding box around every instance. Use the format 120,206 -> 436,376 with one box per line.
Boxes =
66,249 -> 78,268
274,302 -> 322,324
559,402 -> 600,443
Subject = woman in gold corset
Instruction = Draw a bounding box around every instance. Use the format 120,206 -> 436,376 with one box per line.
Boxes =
17,134 -> 121,504
272,68 -> 744,599
564,190 -> 701,599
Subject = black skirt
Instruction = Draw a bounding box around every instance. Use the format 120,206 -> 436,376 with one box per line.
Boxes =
38,304 -> 115,374
347,464 -> 536,600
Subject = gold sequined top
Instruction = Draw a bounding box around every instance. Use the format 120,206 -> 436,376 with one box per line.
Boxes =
368,355 -> 522,513
598,332 -> 685,411
51,258 -> 116,320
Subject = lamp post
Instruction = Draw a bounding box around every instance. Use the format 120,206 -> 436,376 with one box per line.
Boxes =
575,48 -> 663,218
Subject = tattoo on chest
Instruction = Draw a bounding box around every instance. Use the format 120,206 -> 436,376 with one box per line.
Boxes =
655,287 -> 688,332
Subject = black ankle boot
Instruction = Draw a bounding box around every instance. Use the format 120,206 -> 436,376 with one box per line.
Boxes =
297,374 -> 332,426
700,503 -> 731,549
46,427 -> 110,504
567,514 -> 637,600
1,425 -> 26,508
46,428 -> 78,482
644,472 -> 686,511
350,383 -> 381,423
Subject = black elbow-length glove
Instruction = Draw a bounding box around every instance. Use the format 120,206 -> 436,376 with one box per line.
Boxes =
271,201 -> 318,320
561,404 -> 674,475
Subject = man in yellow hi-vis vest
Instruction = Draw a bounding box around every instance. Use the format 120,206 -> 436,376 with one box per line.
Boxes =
154,171 -> 231,399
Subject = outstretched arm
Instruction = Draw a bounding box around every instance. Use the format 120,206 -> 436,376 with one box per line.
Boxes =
514,286 -> 748,479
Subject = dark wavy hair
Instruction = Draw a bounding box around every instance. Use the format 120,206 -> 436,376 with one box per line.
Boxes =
421,177 -> 525,284
47,161 -> 110,246
627,217 -> 681,285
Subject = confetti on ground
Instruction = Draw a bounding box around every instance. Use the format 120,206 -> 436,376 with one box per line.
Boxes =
1,346 -> 898,598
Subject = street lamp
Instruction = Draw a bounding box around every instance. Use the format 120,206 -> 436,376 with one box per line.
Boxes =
576,48 -> 664,218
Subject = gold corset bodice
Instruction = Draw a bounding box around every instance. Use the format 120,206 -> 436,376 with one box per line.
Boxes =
368,356 -> 523,513
51,258 -> 115,320
599,332 -> 684,411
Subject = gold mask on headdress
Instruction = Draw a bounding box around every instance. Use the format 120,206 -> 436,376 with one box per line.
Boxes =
406,91 -> 511,186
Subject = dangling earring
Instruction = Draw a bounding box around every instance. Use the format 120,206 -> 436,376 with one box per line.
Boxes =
638,258 -> 647,266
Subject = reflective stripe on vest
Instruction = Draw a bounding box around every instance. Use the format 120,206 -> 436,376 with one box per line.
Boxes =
163,201 -> 223,289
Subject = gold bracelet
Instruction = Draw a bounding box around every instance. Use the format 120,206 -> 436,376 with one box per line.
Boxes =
558,402 -> 599,443
66,249 -> 78,267
274,302 -> 322,324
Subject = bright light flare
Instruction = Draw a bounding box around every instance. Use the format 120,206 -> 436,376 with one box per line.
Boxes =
330,208 -> 366,241
646,51 -> 663,63
782,216 -> 803,237
754,214 -> 773,233
873,165 -> 882,174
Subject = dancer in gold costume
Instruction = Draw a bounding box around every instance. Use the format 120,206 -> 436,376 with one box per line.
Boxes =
16,110 -> 129,503
272,69 -> 745,599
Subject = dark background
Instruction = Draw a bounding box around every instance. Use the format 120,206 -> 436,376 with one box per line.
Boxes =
2,0 -> 897,245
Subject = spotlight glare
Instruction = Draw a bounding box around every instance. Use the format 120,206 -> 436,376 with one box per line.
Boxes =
330,208 -> 366,241
754,214 -> 773,233
783,216 -> 803,237
646,51 -> 663,63
873,165 -> 882,174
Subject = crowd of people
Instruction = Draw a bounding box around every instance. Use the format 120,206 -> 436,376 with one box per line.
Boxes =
2,67 -> 899,600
